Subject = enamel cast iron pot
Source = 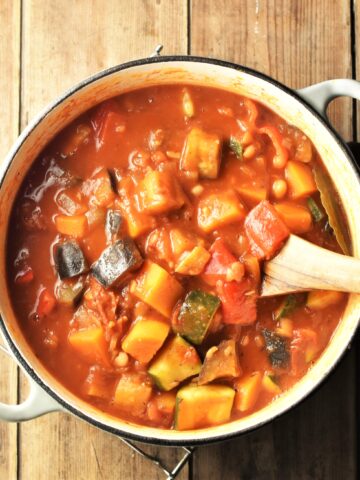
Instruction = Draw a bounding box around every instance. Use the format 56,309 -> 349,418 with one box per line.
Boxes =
0,51 -> 360,447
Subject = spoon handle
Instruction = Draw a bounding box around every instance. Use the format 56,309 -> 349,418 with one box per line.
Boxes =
261,234 -> 360,297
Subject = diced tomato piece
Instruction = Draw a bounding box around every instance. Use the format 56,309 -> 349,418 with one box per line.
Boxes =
290,328 -> 319,376
91,100 -> 125,150
244,200 -> 290,260
15,267 -> 34,285
202,238 -> 237,285
37,288 -> 56,317
217,279 -> 257,325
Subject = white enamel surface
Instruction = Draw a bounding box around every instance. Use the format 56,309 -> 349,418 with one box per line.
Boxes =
0,336 -> 62,420
0,59 -> 359,443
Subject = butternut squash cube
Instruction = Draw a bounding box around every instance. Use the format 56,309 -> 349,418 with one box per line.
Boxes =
234,371 -> 262,412
306,290 -> 345,310
122,315 -> 170,364
198,191 -> 246,233
180,128 -> 222,179
114,374 -> 152,417
55,214 -> 88,238
237,186 -> 267,207
285,161 -> 317,199
130,261 -> 184,318
68,327 -> 110,367
274,201 -> 312,234
137,170 -> 185,215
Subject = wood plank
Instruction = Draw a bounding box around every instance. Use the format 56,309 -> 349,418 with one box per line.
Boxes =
19,1 -> 188,479
191,0 -> 352,140
0,1 -> 21,479
191,1 -> 356,478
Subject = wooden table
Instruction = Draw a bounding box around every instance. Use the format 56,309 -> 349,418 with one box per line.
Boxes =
0,1 -> 359,478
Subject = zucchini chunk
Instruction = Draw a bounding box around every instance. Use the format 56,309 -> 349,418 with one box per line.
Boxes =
91,238 -> 143,288
262,372 -> 282,394
173,290 -> 220,345
113,374 -> 152,417
175,384 -> 235,430
175,245 -> 211,275
55,241 -> 88,279
307,197 -> 324,222
262,329 -> 289,368
130,261 -> 184,318
180,128 -> 222,179
198,339 -> 241,385
198,191 -> 246,233
229,136 -> 243,159
273,294 -> 297,321
148,336 -> 201,391
122,315 -> 170,364
105,209 -> 123,243
55,277 -> 85,306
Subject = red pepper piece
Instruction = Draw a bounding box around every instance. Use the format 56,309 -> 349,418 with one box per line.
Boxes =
259,125 -> 288,168
15,267 -> 34,285
91,100 -> 125,150
37,288 -> 56,317
202,238 -> 237,285
245,200 -> 290,260
217,279 -> 257,325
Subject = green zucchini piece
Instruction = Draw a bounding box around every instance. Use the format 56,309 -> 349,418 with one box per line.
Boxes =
229,136 -> 243,159
262,329 -> 289,368
313,164 -> 350,254
198,340 -> 241,385
148,336 -> 201,391
55,277 -> 85,306
307,197 -> 324,222
274,294 -> 297,321
175,384 -> 235,430
173,290 -> 220,345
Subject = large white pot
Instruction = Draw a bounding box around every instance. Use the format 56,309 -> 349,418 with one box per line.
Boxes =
0,54 -> 359,446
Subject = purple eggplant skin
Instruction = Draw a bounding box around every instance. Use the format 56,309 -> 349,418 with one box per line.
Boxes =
55,241 -> 88,279
91,238 -> 143,288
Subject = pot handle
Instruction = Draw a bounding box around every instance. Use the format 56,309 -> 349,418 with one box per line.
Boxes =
0,342 -> 62,421
297,79 -> 360,118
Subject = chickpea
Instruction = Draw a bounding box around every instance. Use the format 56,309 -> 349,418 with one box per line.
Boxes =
272,178 -> 288,199
273,154 -> 287,169
114,351 -> 129,367
243,144 -> 257,160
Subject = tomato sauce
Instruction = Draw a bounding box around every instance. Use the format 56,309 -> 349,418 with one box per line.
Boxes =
6,85 -> 348,430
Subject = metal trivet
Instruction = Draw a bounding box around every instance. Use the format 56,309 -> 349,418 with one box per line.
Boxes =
121,439 -> 195,479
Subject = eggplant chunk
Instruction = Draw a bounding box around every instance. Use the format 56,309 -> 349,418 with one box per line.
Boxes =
91,238 -> 143,287
105,209 -> 123,243
56,241 -> 88,279
262,329 -> 289,368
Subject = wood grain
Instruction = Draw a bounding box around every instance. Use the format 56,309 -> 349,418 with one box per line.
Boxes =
0,1 -> 21,479
18,1 -> 188,479
190,0 -> 352,140
191,1 -> 357,478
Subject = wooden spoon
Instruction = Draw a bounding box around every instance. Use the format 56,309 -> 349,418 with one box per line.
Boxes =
261,234 -> 360,297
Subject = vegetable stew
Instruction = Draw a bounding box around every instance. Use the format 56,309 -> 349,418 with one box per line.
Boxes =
7,85 -> 348,431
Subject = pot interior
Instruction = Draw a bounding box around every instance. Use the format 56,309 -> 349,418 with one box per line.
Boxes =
0,58 -> 359,444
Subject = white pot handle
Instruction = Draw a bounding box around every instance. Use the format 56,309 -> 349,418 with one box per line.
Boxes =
297,79 -> 360,118
0,343 -> 62,421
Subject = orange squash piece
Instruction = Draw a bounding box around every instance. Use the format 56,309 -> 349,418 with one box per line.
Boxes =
285,160 -> 317,199
55,214 -> 88,238
234,371 -> 262,412
274,201 -> 312,234
68,327 -> 110,367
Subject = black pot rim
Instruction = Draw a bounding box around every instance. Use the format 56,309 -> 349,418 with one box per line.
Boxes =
0,54 -> 359,447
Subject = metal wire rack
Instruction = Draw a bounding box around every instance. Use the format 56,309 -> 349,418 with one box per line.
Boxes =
121,439 -> 195,479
